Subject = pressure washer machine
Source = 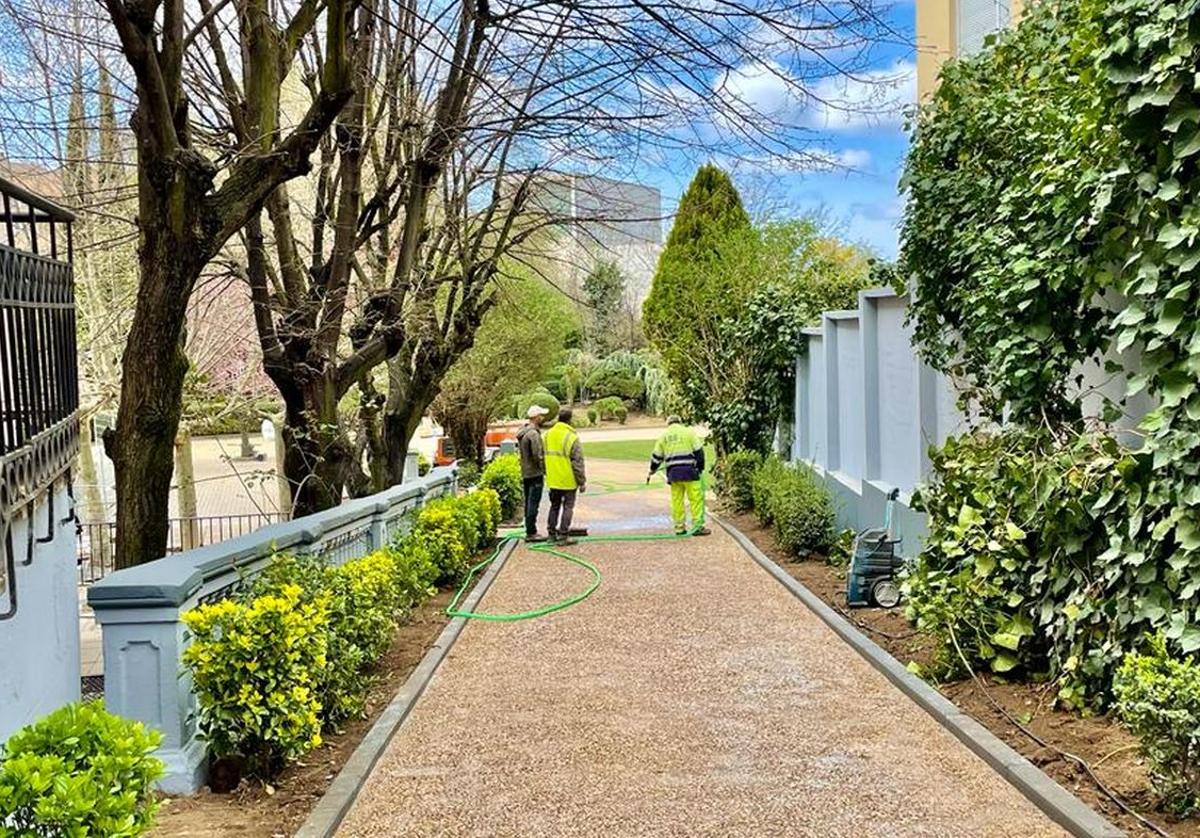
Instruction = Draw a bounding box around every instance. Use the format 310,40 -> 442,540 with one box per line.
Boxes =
846,488 -> 903,609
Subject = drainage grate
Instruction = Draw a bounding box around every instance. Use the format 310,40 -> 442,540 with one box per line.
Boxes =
80,675 -> 104,701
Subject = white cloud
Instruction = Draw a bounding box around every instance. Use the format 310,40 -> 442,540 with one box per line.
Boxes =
803,59 -> 916,133
717,60 -> 801,119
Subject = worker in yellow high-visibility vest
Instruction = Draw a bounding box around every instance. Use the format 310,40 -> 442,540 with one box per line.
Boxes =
648,416 -> 710,536
543,407 -> 587,545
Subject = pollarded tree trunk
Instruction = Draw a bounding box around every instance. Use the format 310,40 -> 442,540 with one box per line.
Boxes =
381,359 -> 441,486
105,161 -> 210,569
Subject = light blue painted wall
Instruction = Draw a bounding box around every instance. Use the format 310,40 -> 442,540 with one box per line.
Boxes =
874,295 -> 921,492
831,316 -> 864,478
0,484 -> 81,743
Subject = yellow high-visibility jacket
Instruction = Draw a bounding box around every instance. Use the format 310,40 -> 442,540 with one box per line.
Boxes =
544,421 -> 585,490
649,423 -> 704,484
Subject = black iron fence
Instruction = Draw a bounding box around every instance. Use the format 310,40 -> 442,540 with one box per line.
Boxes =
77,512 -> 288,585
1,176 -> 77,620
0,176 -> 77,458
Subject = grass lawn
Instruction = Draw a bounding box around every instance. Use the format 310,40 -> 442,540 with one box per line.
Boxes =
583,438 -> 717,466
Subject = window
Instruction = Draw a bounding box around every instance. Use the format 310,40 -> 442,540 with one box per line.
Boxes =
956,0 -> 1010,56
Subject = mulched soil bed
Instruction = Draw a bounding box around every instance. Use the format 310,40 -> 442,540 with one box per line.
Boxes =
722,508 -> 1198,838
150,589 -> 455,838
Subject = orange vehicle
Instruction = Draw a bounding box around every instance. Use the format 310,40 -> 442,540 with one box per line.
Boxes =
433,421 -> 521,466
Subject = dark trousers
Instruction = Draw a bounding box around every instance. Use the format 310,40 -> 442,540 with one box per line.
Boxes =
522,477 -> 544,536
547,488 -> 577,536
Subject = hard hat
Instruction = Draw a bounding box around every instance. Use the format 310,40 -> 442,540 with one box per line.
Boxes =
527,404 -> 550,418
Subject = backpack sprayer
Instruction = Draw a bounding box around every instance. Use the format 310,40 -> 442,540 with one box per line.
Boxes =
846,488 -> 903,609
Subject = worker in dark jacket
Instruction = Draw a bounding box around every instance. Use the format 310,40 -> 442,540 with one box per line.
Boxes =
516,404 -> 549,541
649,415 -> 710,535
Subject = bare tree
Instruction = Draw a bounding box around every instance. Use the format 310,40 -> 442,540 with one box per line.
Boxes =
219,0 -> 898,512
90,0 -> 358,565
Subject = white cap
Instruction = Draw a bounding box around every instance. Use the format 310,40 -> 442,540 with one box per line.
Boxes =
526,404 -> 550,418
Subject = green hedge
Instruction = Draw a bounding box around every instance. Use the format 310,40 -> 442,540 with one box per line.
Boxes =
715,450 -> 762,512
480,454 -> 522,520
0,702 -> 163,836
902,428 -> 1177,709
748,455 -> 834,557
181,488 -> 500,780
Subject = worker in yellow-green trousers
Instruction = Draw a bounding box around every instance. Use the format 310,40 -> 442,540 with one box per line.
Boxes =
648,416 -> 711,536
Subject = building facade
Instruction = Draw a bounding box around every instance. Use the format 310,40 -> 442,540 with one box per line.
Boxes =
916,0 -> 1025,97
528,172 -> 663,307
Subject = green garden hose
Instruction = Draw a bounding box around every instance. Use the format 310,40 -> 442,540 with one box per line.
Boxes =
445,528 -> 700,622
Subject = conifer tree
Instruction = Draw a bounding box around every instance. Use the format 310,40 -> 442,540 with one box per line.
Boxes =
642,163 -> 751,391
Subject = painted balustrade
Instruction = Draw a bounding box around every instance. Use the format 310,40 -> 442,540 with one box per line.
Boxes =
87,459 -> 453,794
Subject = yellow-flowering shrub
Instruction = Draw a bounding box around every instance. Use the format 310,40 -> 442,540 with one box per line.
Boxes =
182,584 -> 327,778
412,500 -> 470,583
181,490 -> 500,778
464,488 -> 502,546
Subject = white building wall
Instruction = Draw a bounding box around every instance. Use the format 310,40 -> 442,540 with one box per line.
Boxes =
0,484 -> 81,742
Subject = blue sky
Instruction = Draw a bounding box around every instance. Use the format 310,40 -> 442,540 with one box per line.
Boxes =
632,1 -> 916,259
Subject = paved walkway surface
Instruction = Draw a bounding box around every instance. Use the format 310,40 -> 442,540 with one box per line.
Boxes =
337,484 -> 1063,837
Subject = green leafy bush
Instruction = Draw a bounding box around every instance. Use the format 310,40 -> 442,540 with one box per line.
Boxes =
513,390 -> 560,424
456,460 -> 481,488
715,450 -> 762,512
591,396 -> 627,423
411,497 -> 472,583
902,428 -> 1187,708
462,488 -> 502,547
183,584 -> 328,777
587,369 -> 643,404
746,455 -> 834,556
1114,637 -> 1200,815
417,452 -> 431,476
749,455 -> 789,526
766,462 -> 834,557
0,702 -> 163,837
480,454 -> 522,520
587,407 -> 598,425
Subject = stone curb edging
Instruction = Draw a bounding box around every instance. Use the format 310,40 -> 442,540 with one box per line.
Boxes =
295,537 -> 519,838
717,517 -> 1125,838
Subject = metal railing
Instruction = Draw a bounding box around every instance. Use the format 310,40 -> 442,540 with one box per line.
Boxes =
0,175 -> 77,620
0,176 -> 76,459
77,512 -> 288,585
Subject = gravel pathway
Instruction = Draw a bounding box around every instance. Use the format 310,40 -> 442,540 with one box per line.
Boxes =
337,489 -> 1064,837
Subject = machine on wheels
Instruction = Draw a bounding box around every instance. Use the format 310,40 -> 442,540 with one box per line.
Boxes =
846,488 -> 904,609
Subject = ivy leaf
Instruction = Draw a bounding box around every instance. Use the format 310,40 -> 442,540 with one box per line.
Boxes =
975,553 -> 996,577
1157,299 -> 1187,335
991,652 -> 1020,673
1181,625 -> 1200,653
1005,521 -> 1027,540
992,632 -> 1022,651
958,504 -> 984,528
1175,125 -> 1200,158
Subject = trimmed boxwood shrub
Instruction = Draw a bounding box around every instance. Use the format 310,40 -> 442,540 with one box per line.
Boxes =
480,454 -> 522,521
715,450 -> 763,512
748,455 -> 834,556
0,701 -> 163,836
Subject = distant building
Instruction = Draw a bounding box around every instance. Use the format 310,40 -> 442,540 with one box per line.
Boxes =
527,172 -> 663,307
917,0 -> 1024,98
